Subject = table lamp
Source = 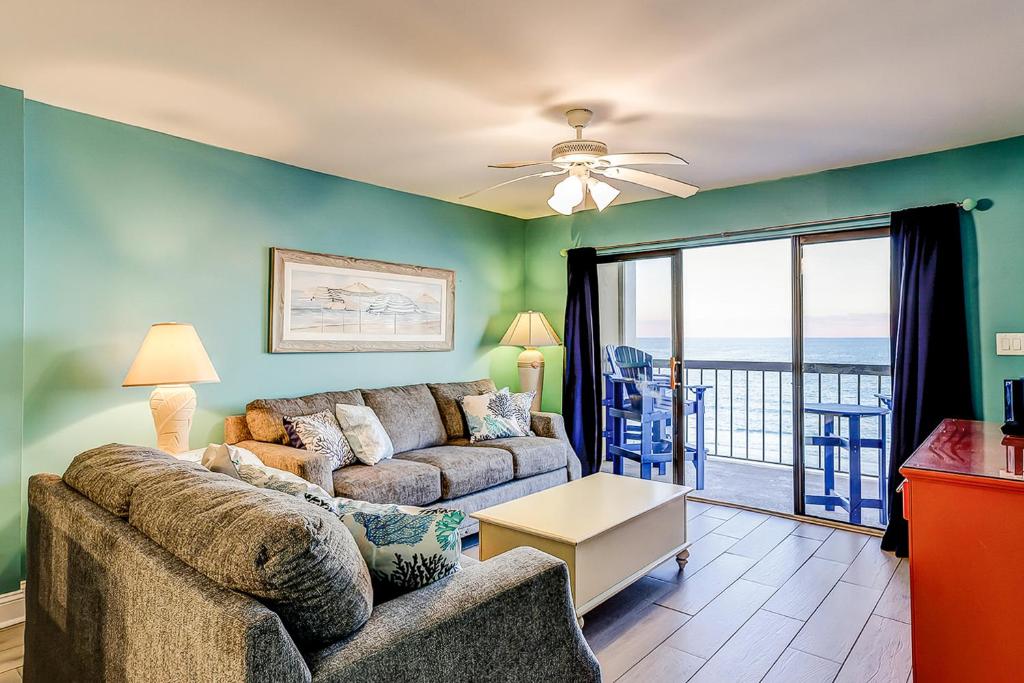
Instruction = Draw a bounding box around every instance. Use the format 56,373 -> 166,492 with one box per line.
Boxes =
122,323 -> 220,454
500,311 -> 561,411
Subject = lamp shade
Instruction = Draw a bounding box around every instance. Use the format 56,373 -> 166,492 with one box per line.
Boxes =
123,323 -> 221,387
500,311 -> 561,348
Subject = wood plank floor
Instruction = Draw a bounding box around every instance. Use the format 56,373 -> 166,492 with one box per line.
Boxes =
469,502 -> 911,683
3,504 -> 909,682
0,622 -> 23,680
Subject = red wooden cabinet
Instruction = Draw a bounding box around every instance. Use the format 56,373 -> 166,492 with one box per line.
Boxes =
901,419 -> 1024,682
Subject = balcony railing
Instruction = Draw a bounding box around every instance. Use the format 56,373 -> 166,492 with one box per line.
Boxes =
653,359 -> 891,475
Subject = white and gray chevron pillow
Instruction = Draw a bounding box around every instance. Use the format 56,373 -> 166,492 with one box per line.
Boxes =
283,410 -> 357,470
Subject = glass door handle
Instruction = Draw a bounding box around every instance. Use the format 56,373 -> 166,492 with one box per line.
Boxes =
669,356 -> 680,391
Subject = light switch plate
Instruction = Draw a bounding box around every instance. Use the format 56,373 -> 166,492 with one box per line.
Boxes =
996,333 -> 1024,355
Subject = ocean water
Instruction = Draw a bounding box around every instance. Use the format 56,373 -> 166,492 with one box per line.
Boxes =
637,336 -> 890,365
622,337 -> 891,474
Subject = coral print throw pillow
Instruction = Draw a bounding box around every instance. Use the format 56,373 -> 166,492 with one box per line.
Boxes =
282,410 -> 357,470
459,391 -> 532,443
329,499 -> 464,597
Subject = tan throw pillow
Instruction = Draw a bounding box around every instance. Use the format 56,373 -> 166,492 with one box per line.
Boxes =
335,404 -> 395,465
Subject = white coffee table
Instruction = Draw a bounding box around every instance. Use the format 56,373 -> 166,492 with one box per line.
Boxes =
471,472 -> 691,625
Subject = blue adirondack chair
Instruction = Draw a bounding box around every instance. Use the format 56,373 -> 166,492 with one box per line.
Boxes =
602,345 -> 709,488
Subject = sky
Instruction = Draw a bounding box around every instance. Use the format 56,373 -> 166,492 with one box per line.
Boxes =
631,237 -> 890,338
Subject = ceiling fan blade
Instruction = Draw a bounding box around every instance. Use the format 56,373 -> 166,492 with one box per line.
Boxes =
597,167 -> 699,198
488,161 -> 557,169
459,169 -> 566,200
598,152 -> 688,166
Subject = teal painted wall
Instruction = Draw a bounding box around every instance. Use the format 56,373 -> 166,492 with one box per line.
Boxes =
0,88 -> 24,593
3,93 -> 1023,592
525,136 -> 1024,419
13,102 -> 526,584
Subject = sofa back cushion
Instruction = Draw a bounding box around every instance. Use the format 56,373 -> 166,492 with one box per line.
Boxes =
427,379 -> 498,440
246,390 -> 365,444
360,384 -> 446,454
128,466 -> 373,648
63,443 -> 206,517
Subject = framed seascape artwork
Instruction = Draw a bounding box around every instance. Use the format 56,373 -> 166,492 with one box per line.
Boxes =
269,247 -> 455,353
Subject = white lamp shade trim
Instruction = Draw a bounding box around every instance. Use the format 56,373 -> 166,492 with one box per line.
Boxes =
500,311 -> 561,348
123,323 -> 221,387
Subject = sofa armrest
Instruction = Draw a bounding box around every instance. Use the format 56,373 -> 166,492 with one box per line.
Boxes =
305,547 -> 600,682
224,414 -> 253,444
236,440 -> 335,496
531,411 -> 582,480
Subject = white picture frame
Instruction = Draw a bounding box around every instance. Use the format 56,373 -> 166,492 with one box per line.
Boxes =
269,247 -> 455,353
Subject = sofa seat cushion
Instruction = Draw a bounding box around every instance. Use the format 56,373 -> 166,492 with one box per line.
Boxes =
395,445 -> 513,500
360,384 -> 447,454
332,458 -> 442,506
427,379 -> 498,440
246,390 -> 365,444
128,466 -> 373,648
450,436 -> 567,480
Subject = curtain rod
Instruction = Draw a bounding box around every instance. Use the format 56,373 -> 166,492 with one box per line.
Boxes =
558,198 -> 977,257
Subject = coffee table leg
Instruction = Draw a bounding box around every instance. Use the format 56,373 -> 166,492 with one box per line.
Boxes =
577,615 -> 585,628
676,548 -> 690,568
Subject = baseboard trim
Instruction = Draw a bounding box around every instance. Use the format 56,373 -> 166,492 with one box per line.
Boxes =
0,581 -> 26,628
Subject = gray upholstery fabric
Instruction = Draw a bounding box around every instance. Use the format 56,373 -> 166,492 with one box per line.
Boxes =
360,384 -> 447,454
449,436 -> 567,479
531,411 -> 582,480
332,458 -> 441,506
62,443 -> 205,517
26,475 -> 310,683
28,469 -> 598,683
395,445 -> 513,500
427,379 -> 498,440
128,467 -> 373,647
426,468 -> 569,537
238,440 -> 336,496
305,547 -> 600,683
246,390 -> 365,444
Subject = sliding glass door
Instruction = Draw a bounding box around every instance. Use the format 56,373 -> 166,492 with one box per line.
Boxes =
593,228 -> 892,529
681,240 -> 794,513
795,230 -> 891,528
596,252 -> 687,484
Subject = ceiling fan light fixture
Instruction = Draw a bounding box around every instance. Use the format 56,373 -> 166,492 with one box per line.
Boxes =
474,108 -> 697,213
547,193 -> 575,215
586,178 -> 620,211
547,175 -> 585,215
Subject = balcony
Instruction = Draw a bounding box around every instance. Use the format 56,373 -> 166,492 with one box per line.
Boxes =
604,358 -> 891,528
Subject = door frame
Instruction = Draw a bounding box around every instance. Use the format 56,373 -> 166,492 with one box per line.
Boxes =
791,227 -> 890,518
596,224 -> 889,513
595,249 -> 687,485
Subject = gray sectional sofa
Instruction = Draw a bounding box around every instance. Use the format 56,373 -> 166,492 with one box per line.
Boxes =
224,379 -> 582,536
25,444 -> 601,683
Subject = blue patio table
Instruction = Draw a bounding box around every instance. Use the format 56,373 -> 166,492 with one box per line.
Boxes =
804,402 -> 890,525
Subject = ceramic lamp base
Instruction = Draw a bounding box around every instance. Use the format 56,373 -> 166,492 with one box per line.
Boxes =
517,347 -> 545,412
149,384 -> 196,454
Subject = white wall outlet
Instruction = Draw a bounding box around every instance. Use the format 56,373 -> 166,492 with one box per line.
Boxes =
996,333 -> 1024,355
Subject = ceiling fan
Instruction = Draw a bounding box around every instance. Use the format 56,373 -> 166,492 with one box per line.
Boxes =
463,108 -> 699,215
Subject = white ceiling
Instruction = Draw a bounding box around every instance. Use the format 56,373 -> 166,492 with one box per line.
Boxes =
3,1 -> 1023,219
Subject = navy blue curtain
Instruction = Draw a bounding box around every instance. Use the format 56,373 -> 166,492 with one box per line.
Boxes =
563,247 -> 602,476
881,204 -> 974,557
